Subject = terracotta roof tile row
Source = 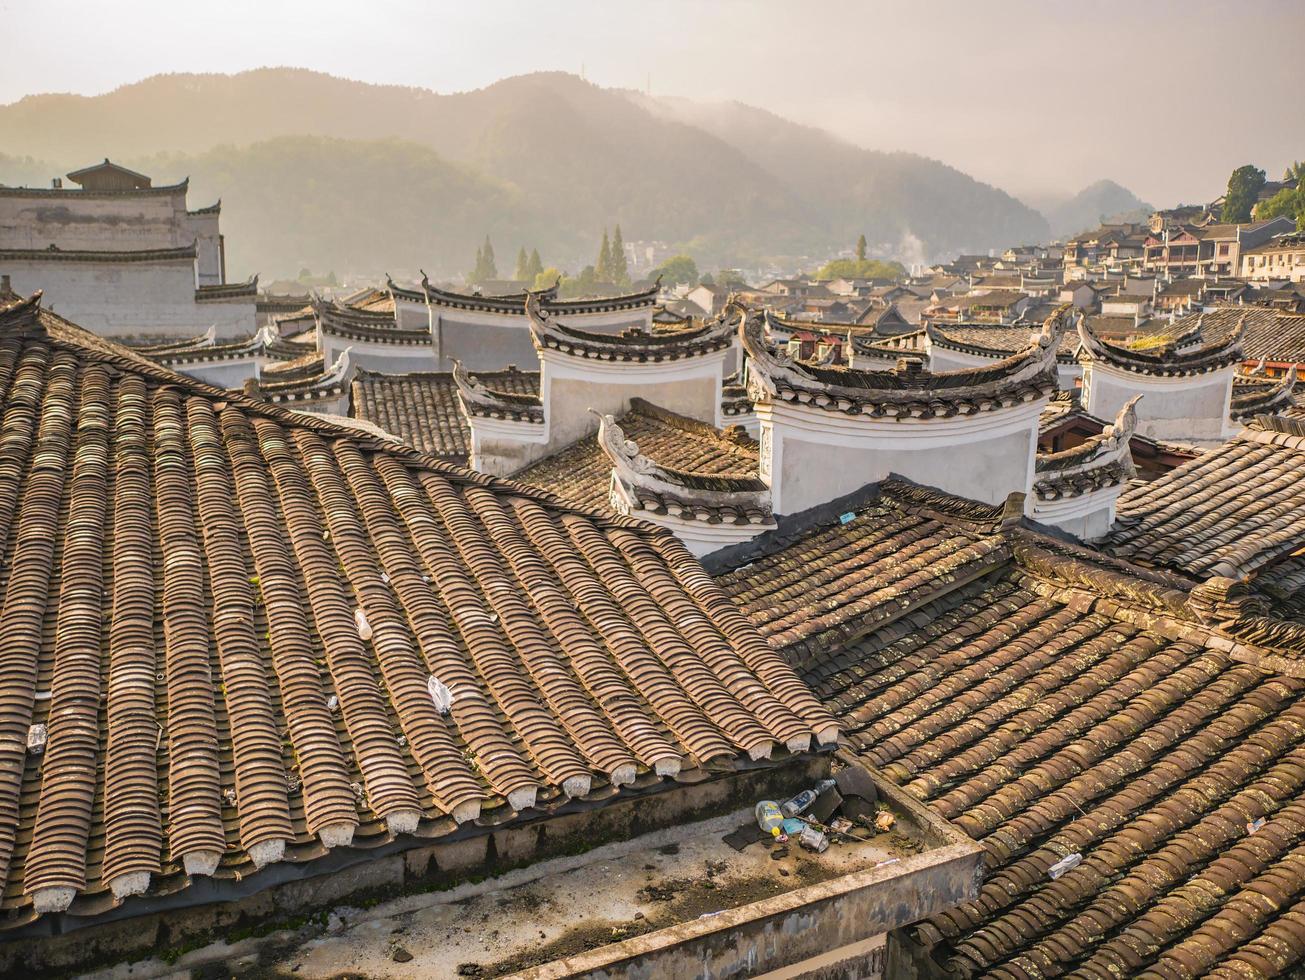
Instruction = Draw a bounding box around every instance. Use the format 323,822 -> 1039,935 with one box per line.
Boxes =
349,368 -> 539,460
515,399 -> 760,515
1105,416 -> 1305,580
0,292 -> 834,931
717,483 -> 1305,978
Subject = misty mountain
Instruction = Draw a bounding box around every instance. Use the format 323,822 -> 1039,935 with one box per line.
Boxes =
1040,179 -> 1153,238
0,68 -> 1050,277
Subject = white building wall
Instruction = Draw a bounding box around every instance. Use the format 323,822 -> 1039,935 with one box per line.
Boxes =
182,210 -> 224,285
759,398 -> 1045,515
1082,361 -> 1234,444
319,332 -> 435,373
433,305 -> 656,370
0,256 -> 259,337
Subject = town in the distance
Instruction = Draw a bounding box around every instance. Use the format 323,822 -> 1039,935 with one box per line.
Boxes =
2,47 -> 1305,980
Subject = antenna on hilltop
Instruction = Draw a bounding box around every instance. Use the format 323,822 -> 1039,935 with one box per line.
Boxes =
581,62 -> 586,81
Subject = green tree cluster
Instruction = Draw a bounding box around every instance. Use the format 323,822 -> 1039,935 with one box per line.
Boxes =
1256,185 -> 1305,231
814,257 -> 906,281
513,246 -> 545,283
593,225 -> 631,286
651,254 -> 699,286
470,235 -> 498,283
1222,165 -> 1267,223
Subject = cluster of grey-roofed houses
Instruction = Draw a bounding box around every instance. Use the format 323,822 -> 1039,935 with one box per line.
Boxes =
4,159 -> 1305,978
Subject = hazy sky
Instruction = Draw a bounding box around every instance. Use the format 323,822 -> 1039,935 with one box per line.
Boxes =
2,0 -> 1302,205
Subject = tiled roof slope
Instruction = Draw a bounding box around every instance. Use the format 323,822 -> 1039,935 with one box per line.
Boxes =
515,399 -> 760,514
349,368 -> 539,460
1104,417 -> 1305,580
0,292 -> 835,931
719,482 -> 1305,978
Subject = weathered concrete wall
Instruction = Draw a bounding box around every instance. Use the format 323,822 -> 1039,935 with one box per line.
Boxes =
181,209 -> 224,285
547,373 -> 719,449
0,757 -> 825,976
0,188 -> 188,251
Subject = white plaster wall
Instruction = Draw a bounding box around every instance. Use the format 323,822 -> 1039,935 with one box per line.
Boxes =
320,333 -> 435,373
432,305 -> 656,370
0,189 -> 188,251
0,256 -> 261,337
182,211 -> 223,285
167,356 -> 262,388
760,398 -> 1044,515
1032,490 -> 1120,540
393,293 -> 432,333
1082,362 -> 1233,443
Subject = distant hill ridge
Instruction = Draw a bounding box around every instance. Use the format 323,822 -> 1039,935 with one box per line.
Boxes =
1040,179 -> 1153,238
0,68 -> 1051,278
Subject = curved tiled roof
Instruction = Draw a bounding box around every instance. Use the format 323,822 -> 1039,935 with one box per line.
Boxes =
527,292 -> 736,362
1077,313 -> 1246,377
515,399 -> 760,516
195,277 -> 258,302
1104,416 -> 1305,580
0,179 -> 188,199
1230,366 -> 1298,420
452,359 -> 543,422
421,276 -> 657,315
594,409 -> 772,527
350,367 -> 539,460
1033,396 -> 1139,501
927,320 -> 1079,363
315,299 -> 431,346
742,305 -> 1067,418
0,291 -> 835,931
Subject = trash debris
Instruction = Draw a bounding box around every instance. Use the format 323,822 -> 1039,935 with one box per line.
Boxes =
391,946 -> 413,963
354,607 -> 372,641
874,810 -> 896,833
1247,817 -> 1267,834
428,675 -> 454,715
780,817 -> 806,836
830,817 -> 854,837
26,724 -> 46,755
781,778 -> 837,817
839,512 -> 856,525
798,825 -> 829,853
1048,853 -> 1082,879
754,800 -> 785,837
810,786 -> 843,823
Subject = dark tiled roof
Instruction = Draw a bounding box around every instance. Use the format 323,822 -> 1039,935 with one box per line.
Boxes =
1104,417 -> 1305,580
744,307 -> 1066,418
1078,314 -> 1245,377
716,482 -> 1015,661
0,292 -> 836,930
719,483 -> 1305,978
527,292 -> 735,362
516,399 -> 760,514
350,367 -> 539,460
928,321 -> 1079,363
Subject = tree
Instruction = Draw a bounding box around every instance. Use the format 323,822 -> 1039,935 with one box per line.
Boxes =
533,266 -> 562,292
610,225 -> 630,286
652,254 -> 699,286
514,246 -> 529,281
1255,185 -> 1305,231
1284,161 -> 1305,183
715,269 -> 748,289
1222,165 -> 1266,223
526,248 -> 543,282
481,236 -> 497,280
856,234 -> 868,262
595,229 -> 613,282
814,257 -> 906,281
